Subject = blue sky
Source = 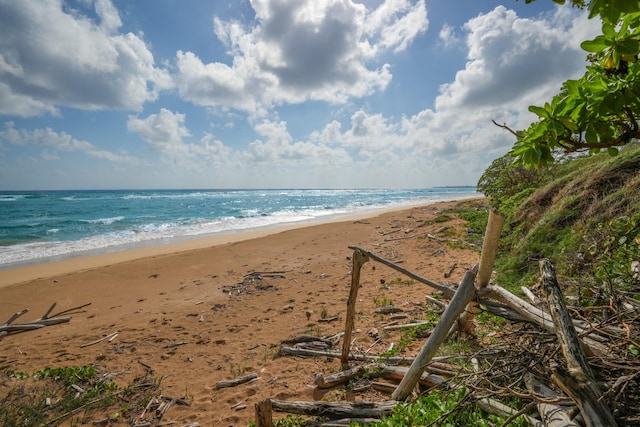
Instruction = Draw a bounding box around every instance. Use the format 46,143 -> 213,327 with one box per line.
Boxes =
0,0 -> 599,190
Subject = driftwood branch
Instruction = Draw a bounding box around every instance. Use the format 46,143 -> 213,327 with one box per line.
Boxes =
392,267 -> 478,401
540,259 -> 617,427
525,373 -> 580,427
0,302 -> 90,336
348,246 -> 456,297
341,249 -> 369,369
215,373 -> 258,389
314,363 -> 446,390
269,399 -> 397,419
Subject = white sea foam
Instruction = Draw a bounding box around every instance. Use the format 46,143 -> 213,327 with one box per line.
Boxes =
0,191 -> 480,269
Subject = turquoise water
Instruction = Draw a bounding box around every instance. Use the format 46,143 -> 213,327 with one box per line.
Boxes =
0,188 -> 478,268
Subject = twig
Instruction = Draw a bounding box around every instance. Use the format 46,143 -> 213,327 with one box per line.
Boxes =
80,332 -> 119,348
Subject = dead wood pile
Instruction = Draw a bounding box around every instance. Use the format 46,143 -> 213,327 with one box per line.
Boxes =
258,210 -> 640,427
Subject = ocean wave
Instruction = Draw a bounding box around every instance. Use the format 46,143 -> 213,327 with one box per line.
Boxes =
81,216 -> 126,225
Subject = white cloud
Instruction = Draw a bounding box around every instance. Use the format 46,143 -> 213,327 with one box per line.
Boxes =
0,0 -> 171,117
127,108 -> 235,170
364,0 -> 428,52
244,119 -> 349,166
175,0 -> 427,113
127,108 -> 191,154
0,121 -> 138,163
435,5 -> 599,112
438,24 -> 460,48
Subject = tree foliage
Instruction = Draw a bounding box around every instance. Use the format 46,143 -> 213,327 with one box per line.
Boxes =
505,0 -> 640,166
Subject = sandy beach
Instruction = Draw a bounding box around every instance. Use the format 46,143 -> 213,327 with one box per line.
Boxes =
0,198 -> 484,426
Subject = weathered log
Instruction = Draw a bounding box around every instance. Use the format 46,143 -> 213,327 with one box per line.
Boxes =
459,208 -> 503,336
474,397 -> 540,426
254,399 -> 273,427
279,345 -> 452,365
392,268 -> 478,401
342,249 -> 369,369
215,373 -> 258,389
479,284 -> 608,356
374,306 -> 403,314
540,260 -> 617,427
280,335 -> 334,346
314,363 -> 447,389
476,208 -> 504,288
525,373 -> 579,427
382,321 -> 429,331
270,399 -> 397,419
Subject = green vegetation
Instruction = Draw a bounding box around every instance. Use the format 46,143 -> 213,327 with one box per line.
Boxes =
508,1 -> 640,166
1,366 -> 159,427
362,388 -> 527,427
477,143 -> 640,292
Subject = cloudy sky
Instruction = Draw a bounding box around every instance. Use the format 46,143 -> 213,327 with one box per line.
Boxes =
0,0 -> 599,190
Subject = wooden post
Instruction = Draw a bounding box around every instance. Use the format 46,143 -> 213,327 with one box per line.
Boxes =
341,249 -> 369,369
477,208 -> 505,287
255,399 -> 273,427
391,268 -> 477,401
458,208 -> 504,336
540,260 -> 617,427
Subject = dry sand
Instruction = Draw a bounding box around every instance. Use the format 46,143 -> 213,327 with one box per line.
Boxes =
0,198 -> 484,426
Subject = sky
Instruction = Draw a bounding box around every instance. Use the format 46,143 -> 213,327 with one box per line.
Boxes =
0,0 -> 601,190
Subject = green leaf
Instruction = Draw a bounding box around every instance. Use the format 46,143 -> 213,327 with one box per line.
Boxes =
602,22 -> 616,38
613,0 -> 640,13
585,124 -> 598,144
603,5 -> 622,23
528,105 -> 549,118
615,39 -> 640,55
564,80 -> 581,96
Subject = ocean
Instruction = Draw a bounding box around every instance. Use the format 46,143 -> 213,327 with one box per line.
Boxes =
0,188 -> 478,269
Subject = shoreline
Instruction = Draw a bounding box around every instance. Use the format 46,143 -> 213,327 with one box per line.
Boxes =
0,196 -> 482,288
0,197 -> 486,426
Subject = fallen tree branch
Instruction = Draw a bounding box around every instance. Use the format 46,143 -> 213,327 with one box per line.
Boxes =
215,373 -> 258,389
1,302 -> 90,336
541,260 -> 617,427
269,399 -> 397,419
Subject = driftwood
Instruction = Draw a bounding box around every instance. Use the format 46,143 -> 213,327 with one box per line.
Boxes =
314,363 -> 446,389
0,302 -> 90,336
268,234 -> 636,426
458,208 -> 504,337
80,331 -> 119,348
255,399 -> 273,427
525,373 -> 580,427
341,249 -> 369,369
268,399 -> 397,419
478,284 -> 609,356
215,373 -> 258,389
280,345 -> 432,365
540,260 -> 617,427
392,267 -> 478,401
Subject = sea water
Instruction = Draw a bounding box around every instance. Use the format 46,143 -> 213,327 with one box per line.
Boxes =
0,188 -> 478,268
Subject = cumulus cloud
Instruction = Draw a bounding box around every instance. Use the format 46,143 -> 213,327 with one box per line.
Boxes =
244,119 -> 349,166
175,0 -> 427,113
435,5 -> 599,112
438,24 -> 460,48
0,121 -> 138,163
0,0 -> 171,117
127,108 -> 234,170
